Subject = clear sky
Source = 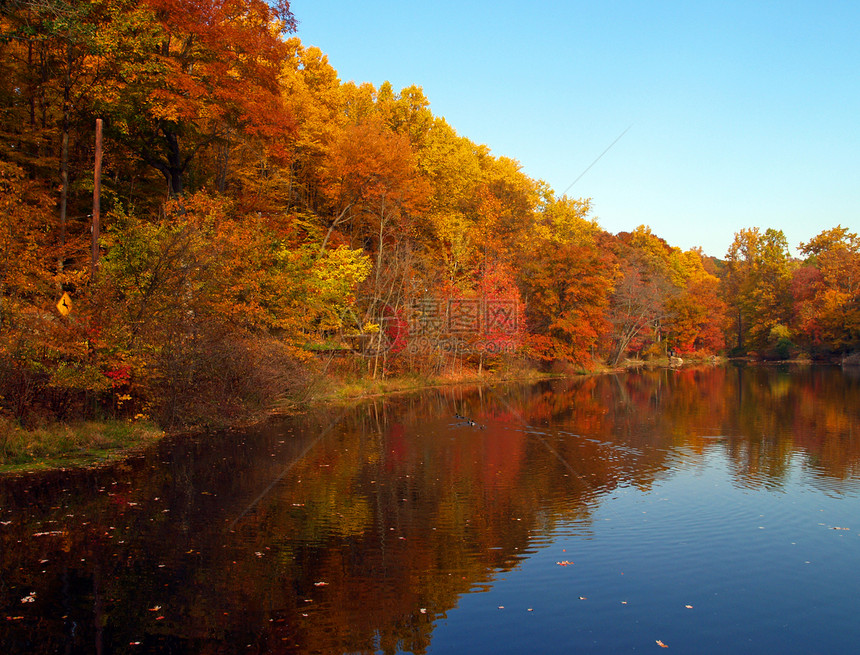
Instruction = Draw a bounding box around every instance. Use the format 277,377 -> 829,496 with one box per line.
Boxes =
290,0 -> 858,258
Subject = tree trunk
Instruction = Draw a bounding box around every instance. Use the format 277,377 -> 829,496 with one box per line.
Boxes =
736,310 -> 743,351
91,118 -> 102,279
162,127 -> 184,196
59,45 -> 72,264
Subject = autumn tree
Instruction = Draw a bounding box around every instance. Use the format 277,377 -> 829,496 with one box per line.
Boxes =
0,161 -> 109,422
517,196 -> 616,364
322,113 -> 428,279
0,0 -> 108,251
794,226 -> 860,354
607,259 -> 670,365
723,227 -> 795,355
376,81 -> 434,150
91,0 -> 296,197
663,249 -> 726,355
414,118 -> 491,291
275,39 -> 344,215
413,117 -> 539,299
608,228 -> 727,362
608,227 -> 676,363
314,102 -> 431,373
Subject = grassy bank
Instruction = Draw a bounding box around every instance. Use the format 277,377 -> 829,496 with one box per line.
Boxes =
0,359 -> 594,474
0,418 -> 164,475
304,367 -> 561,405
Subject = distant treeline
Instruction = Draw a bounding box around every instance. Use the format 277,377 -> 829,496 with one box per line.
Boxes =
1,0 -> 857,427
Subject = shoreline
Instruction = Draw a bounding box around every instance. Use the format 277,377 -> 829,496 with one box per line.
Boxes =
0,368 -> 556,476
0,356 -> 728,476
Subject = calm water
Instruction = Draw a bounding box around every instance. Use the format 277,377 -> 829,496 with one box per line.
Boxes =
2,364 -> 860,654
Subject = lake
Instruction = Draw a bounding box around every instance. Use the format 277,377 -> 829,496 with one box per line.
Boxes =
2,364 -> 860,654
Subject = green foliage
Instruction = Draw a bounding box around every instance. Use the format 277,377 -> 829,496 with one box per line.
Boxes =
311,246 -> 373,330
765,324 -> 794,360
0,416 -> 162,472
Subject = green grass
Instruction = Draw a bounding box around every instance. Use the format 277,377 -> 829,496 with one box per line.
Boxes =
0,418 -> 164,474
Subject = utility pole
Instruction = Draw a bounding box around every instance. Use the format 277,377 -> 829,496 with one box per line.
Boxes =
91,118 -> 102,280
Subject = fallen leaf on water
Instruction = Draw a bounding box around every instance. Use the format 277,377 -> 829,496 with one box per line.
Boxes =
20,593 -> 36,604
314,582 -> 328,587
148,606 -> 161,612
656,639 -> 668,648
556,561 -> 574,566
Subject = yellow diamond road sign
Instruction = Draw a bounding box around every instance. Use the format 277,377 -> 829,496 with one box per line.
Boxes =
57,292 -> 72,316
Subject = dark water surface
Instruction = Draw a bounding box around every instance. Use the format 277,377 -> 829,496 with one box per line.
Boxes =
2,364 -> 860,654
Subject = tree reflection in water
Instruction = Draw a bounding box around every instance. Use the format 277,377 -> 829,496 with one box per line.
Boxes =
1,364 -> 859,653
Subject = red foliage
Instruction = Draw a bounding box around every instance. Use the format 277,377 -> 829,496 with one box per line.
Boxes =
104,365 -> 133,388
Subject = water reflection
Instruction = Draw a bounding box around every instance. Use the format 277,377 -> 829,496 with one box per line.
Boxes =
1,364 -> 859,653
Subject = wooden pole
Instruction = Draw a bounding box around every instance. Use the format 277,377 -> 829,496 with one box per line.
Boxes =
91,118 -> 102,280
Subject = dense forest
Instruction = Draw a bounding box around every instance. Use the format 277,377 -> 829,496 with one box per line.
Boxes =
1,0 -> 858,428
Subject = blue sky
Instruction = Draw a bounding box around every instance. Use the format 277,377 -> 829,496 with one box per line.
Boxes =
290,1 -> 858,258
